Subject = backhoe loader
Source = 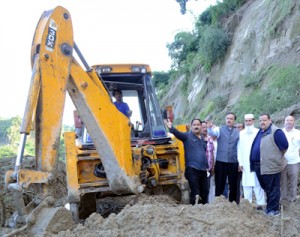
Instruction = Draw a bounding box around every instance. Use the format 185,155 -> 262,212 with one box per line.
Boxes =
4,6 -> 189,236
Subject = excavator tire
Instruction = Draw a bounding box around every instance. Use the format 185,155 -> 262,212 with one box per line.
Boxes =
96,195 -> 137,218
145,184 -> 190,204
78,193 -> 97,219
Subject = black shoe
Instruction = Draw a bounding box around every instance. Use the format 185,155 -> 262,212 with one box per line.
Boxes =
256,206 -> 263,211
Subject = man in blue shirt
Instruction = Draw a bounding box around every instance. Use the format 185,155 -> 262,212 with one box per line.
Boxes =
165,118 -> 209,205
250,113 -> 288,216
113,89 -> 132,118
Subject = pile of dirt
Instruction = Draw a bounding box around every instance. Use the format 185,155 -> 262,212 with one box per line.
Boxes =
54,194 -> 300,237
1,156 -> 300,236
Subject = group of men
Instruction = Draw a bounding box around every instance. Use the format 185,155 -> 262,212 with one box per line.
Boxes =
165,113 -> 300,217
113,88 -> 300,216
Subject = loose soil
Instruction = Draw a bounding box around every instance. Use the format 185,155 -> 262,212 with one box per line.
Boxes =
1,156 -> 300,237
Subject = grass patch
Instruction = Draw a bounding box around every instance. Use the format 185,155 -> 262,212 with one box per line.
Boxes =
199,101 -> 215,120
265,0 -> 294,37
233,65 -> 300,118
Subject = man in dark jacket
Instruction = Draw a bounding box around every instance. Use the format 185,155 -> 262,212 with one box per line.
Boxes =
165,118 -> 209,205
250,113 -> 288,216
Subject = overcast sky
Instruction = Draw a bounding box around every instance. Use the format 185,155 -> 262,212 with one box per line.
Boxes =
0,0 -> 216,125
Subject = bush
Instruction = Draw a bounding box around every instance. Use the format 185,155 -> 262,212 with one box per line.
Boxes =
205,0 -> 247,26
198,26 -> 230,72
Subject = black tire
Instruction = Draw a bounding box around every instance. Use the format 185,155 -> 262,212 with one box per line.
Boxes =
78,193 -> 96,219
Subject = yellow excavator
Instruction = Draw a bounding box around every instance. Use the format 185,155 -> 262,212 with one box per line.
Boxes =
4,6 -> 189,236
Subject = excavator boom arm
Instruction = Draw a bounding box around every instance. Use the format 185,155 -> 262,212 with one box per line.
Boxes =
29,6 -> 141,193
5,5 -> 142,226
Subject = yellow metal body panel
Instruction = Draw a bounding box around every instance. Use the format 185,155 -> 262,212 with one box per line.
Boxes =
64,132 -> 80,202
174,124 -> 187,177
32,6 -> 74,175
65,130 -> 186,201
5,170 -> 52,190
67,60 -> 141,194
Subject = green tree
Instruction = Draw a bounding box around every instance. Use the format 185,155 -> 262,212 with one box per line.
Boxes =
6,116 -> 22,144
0,116 -> 21,145
0,116 -> 74,160
198,9 -> 212,26
152,71 -> 170,88
167,32 -> 197,69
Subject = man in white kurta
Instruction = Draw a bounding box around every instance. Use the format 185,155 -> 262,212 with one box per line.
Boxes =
237,114 -> 266,207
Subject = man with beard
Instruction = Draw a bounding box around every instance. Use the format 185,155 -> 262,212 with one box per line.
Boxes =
165,119 -> 209,205
281,115 -> 300,204
250,114 -> 288,216
207,112 -> 240,203
238,114 -> 266,209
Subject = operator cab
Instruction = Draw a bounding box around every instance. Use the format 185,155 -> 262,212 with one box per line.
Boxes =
75,64 -> 170,148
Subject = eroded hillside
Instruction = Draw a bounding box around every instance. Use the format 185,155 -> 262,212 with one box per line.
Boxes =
161,0 -> 300,126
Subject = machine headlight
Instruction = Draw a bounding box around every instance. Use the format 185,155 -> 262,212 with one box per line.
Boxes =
100,66 -> 112,73
131,66 -> 140,72
146,146 -> 154,155
140,67 -> 146,73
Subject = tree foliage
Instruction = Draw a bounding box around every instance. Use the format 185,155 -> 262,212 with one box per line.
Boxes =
198,26 -> 230,72
167,32 -> 198,68
175,0 -> 246,15
0,116 -> 22,145
152,71 -> 170,88
169,0 -> 245,73
0,116 -> 74,160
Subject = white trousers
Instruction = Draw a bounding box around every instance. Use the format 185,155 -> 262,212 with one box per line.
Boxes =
243,185 -> 266,205
280,163 -> 299,202
208,175 -> 215,203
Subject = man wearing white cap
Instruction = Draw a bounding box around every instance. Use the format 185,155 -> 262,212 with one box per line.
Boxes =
237,114 -> 266,209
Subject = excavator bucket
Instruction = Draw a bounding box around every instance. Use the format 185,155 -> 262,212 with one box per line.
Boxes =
4,197 -> 74,237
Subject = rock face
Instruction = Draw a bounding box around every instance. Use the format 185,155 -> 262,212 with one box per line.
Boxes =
162,0 -> 300,125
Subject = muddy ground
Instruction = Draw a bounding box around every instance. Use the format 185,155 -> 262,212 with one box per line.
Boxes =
0,157 -> 300,237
